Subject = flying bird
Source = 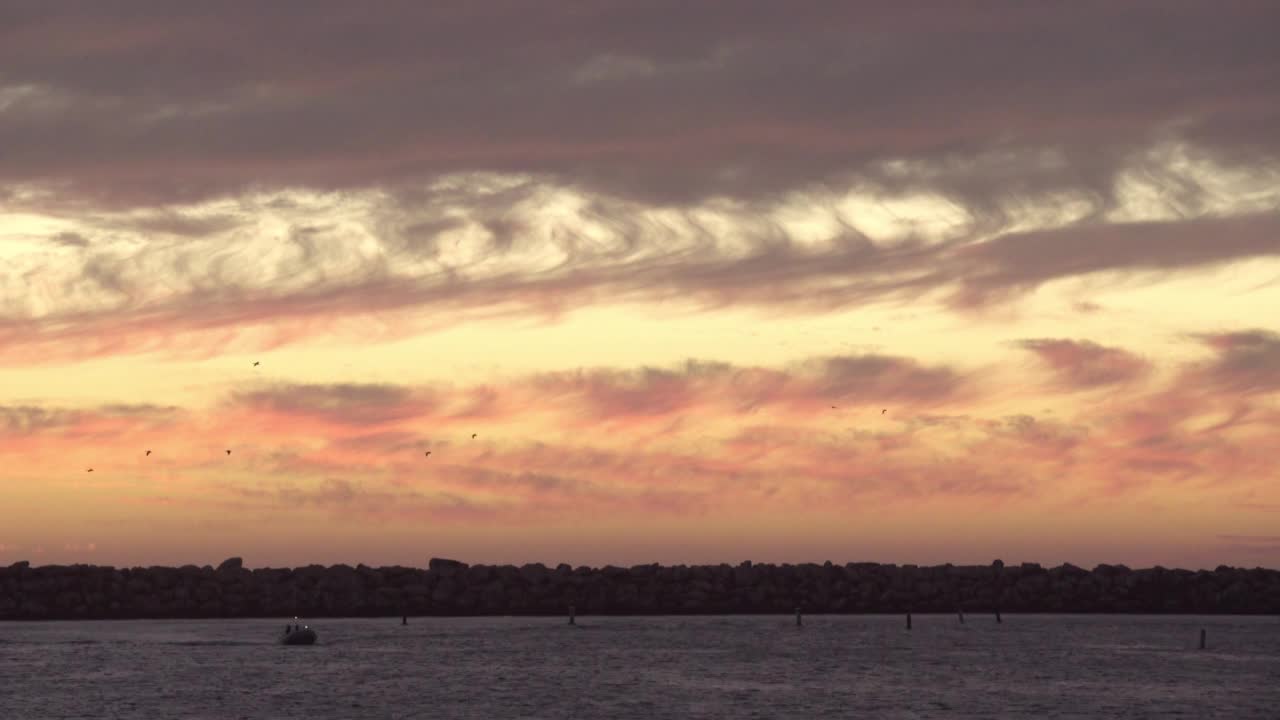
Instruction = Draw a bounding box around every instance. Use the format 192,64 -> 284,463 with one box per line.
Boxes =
424,451 -> 432,457
253,361 -> 260,367
881,409 -> 887,414
145,450 -> 151,456
225,449 -> 231,455
471,433 -> 477,439
86,468 -> 93,473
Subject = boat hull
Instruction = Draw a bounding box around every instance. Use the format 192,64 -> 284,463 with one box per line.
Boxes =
281,628 -> 317,645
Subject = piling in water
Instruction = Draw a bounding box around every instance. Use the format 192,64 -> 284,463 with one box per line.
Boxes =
906,612 -> 912,630
569,605 -> 576,626
958,608 -> 965,624
795,606 -> 802,627
996,609 -> 1002,623
401,615 -> 407,625
1200,628 -> 1206,650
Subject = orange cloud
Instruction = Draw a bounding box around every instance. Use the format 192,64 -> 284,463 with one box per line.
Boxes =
3,339 -> 1278,566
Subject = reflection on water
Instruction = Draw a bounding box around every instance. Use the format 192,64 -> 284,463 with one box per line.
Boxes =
1,614 -> 1276,719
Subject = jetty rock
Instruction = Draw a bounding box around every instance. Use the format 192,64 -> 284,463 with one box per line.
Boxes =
428,558 -> 468,574
0,559 -> 1276,620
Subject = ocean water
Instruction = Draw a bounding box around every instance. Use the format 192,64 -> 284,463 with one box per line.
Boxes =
0,614 -> 1276,719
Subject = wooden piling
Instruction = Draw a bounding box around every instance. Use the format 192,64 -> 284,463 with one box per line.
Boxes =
1199,628 -> 1206,650
569,604 -> 576,626
795,606 -> 802,627
401,615 -> 407,626
958,608 -> 965,624
996,609 -> 1002,624
906,612 -> 912,630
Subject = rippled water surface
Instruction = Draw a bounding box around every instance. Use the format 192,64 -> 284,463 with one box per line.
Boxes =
1,614 -> 1277,719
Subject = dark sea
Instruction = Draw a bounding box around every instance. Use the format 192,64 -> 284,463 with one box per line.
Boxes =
1,614 -> 1276,719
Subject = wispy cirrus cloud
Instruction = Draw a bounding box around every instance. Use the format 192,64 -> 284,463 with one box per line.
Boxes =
0,4 -> 1277,369
3,195 -> 1278,367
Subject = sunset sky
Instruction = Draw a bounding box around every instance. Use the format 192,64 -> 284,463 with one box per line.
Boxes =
1,2 -> 1278,570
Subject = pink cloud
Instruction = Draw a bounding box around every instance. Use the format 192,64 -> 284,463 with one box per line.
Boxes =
1018,338 -> 1153,390
1191,330 -> 1280,394
1215,534 -> 1280,555
230,383 -> 437,427
4,341 -> 1278,531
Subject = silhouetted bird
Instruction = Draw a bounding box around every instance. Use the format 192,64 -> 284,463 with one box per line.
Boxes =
831,405 -> 837,409
225,449 -> 231,455
881,409 -> 887,414
87,468 -> 93,473
253,361 -> 260,367
471,433 -> 477,439
424,451 -> 432,457
145,450 -> 151,456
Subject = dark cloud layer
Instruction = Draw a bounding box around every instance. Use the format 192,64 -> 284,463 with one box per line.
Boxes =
2,3 -> 1279,360
949,213 -> 1280,307
1,2 -> 1277,208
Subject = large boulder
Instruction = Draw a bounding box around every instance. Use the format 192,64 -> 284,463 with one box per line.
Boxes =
519,563 -> 549,584
428,558 -> 468,574
465,565 -> 493,584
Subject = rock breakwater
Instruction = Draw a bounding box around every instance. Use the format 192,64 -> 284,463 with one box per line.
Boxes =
2,558 -> 1277,620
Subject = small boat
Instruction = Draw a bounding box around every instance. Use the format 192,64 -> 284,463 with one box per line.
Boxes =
280,621 -> 318,646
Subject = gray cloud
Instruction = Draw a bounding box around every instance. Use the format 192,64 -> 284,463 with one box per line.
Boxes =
0,405 -> 76,434
0,402 -> 181,436
326,431 -> 437,454
1192,330 -> 1280,393
231,383 -> 433,426
118,211 -> 245,238
226,477 -> 496,521
948,213 -> 1280,308
809,355 -> 968,404
527,353 -> 971,421
1018,339 -> 1152,390
50,231 -> 90,247
2,3 -> 1279,360
0,2 -> 1276,209
221,353 -> 972,432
